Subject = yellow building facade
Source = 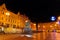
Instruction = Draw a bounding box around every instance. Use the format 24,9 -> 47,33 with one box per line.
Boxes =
38,22 -> 58,31
0,3 -> 29,29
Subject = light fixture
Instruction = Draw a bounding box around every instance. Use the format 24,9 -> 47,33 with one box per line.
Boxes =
50,16 -> 56,21
5,12 -> 10,16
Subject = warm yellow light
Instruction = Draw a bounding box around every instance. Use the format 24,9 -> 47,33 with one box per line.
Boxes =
6,12 -> 10,16
34,24 -> 36,26
25,20 -> 28,22
43,25 -> 45,28
54,24 -> 57,26
58,16 -> 60,20
56,21 -> 59,24
38,25 -> 40,27
2,27 -> 4,31
50,25 -> 53,27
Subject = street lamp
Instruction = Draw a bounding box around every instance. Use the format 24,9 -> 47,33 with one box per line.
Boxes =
25,20 -> 28,22
33,23 -> 36,26
58,16 -> 60,20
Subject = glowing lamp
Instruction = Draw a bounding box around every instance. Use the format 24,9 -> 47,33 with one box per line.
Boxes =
50,16 -> 56,21
34,24 -> 36,26
6,12 -> 10,16
58,16 -> 60,20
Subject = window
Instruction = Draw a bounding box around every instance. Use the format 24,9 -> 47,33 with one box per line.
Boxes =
17,26 -> 19,28
2,17 -> 3,20
1,10 -> 4,14
14,21 -> 16,23
11,20 -> 12,22
1,23 -> 3,26
3,8 -> 5,10
6,24 -> 9,27
8,19 -> 10,22
9,19 -> 12,22
13,25 -> 16,28
0,23 -> 4,26
13,20 -> 14,23
2,11 -> 4,14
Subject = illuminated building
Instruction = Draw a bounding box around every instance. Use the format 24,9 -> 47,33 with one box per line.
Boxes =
38,22 -> 59,31
0,3 -> 29,29
30,22 -> 36,31
1,3 -> 59,31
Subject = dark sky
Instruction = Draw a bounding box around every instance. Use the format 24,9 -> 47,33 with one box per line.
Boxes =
0,0 -> 60,23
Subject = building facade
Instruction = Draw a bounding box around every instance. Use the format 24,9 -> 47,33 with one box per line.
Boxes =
38,22 -> 58,31
0,3 -> 29,29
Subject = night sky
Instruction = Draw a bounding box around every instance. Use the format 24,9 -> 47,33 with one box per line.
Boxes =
0,0 -> 60,23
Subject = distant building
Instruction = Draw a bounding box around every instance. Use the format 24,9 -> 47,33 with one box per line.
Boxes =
38,22 -> 58,31
30,22 -> 36,31
0,3 -> 29,29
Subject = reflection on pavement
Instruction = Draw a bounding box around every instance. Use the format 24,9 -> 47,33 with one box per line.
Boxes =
2,32 -> 60,40
31,32 -> 57,40
25,35 -> 32,37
